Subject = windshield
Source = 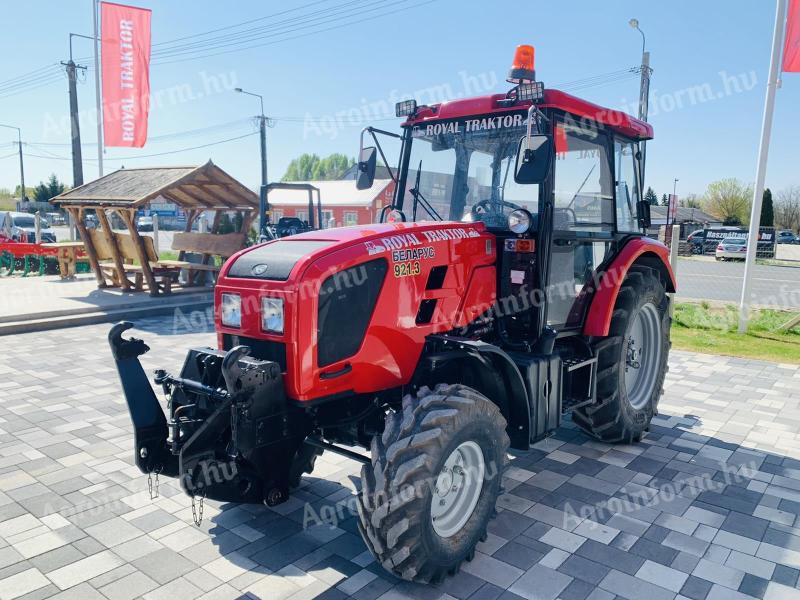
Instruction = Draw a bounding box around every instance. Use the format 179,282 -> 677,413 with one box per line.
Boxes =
401,112 -> 538,226
13,216 -> 35,228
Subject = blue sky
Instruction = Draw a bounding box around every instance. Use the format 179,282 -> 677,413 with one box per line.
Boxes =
0,0 -> 797,201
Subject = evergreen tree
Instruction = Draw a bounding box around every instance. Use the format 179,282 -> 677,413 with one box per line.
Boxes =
32,174 -> 66,203
644,186 -> 658,206
661,193 -> 670,206
760,188 -> 774,227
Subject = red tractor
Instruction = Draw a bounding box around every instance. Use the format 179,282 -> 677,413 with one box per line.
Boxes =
109,45 -> 674,583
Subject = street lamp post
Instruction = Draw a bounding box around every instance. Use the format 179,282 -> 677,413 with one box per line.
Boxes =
671,178 -> 679,226
0,124 -> 26,201
629,18 -> 651,186
235,87 -> 270,241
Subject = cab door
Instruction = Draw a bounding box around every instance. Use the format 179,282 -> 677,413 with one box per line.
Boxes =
545,115 -> 616,330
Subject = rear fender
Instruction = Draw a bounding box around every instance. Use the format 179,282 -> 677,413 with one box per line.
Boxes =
583,238 -> 675,337
421,337 -> 530,450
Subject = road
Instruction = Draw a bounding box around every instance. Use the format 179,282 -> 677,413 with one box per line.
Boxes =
676,257 -> 800,308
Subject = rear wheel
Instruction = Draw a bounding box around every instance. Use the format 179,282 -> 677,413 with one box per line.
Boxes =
357,384 -> 509,583
573,268 -> 670,443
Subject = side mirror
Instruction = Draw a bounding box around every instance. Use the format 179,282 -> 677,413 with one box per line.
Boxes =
637,200 -> 651,229
356,146 -> 377,190
514,134 -> 552,185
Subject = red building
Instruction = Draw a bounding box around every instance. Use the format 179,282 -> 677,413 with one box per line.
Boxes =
268,179 -> 395,228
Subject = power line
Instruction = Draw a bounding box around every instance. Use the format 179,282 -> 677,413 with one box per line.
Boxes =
22,118 -> 254,147
150,0 -> 391,59
23,131 -> 258,162
153,0 -> 436,66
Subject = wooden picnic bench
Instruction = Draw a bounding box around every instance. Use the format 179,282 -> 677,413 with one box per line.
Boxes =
41,241 -> 87,279
171,232 -> 246,283
90,230 -> 189,294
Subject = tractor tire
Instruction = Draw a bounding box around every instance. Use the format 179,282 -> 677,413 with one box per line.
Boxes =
288,442 -> 323,489
573,267 -> 670,443
357,384 -> 509,583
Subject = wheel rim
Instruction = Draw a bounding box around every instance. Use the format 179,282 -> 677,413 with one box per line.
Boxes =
624,302 -> 662,411
430,441 -> 485,538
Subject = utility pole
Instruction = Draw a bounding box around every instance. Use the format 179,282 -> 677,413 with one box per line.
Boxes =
739,0 -> 788,333
0,124 -> 25,200
630,19 -> 651,186
235,87 -> 271,241
63,35 -> 89,188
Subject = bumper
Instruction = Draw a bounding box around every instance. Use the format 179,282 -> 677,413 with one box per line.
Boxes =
716,250 -> 747,259
108,322 -> 307,505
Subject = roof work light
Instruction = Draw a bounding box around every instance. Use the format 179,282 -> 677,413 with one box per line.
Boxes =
507,44 -> 536,83
395,99 -> 417,117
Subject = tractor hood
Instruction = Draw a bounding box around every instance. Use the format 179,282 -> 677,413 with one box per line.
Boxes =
223,221 -> 489,282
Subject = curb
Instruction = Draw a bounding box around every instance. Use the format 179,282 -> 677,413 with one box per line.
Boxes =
0,295 -> 213,336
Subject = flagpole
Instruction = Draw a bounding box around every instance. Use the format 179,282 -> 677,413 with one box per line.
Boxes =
93,0 -> 104,177
738,0 -> 788,333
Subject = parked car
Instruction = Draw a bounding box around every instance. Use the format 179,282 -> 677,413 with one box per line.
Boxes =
136,215 -> 154,232
46,212 -> 66,226
715,237 -> 748,261
0,211 -> 57,243
686,229 -> 705,254
84,214 -> 99,229
777,230 -> 798,244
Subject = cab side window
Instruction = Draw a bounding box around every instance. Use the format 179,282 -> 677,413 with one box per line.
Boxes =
552,118 -> 614,233
615,140 -> 640,233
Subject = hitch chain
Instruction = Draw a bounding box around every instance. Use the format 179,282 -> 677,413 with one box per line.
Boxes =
192,492 -> 205,526
147,466 -> 162,500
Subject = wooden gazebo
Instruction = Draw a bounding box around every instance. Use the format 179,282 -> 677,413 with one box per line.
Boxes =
52,161 -> 258,296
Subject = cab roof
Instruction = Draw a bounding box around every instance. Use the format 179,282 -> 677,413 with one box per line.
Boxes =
404,88 -> 653,142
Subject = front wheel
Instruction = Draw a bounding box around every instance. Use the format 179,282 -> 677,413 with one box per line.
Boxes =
573,267 -> 670,443
357,384 -> 509,583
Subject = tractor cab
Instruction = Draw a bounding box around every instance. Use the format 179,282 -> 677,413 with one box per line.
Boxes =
357,45 -> 655,343
266,182 -> 324,237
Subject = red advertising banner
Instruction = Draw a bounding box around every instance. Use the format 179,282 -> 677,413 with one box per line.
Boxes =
101,2 -> 151,147
785,0 -> 800,72
668,194 -> 678,223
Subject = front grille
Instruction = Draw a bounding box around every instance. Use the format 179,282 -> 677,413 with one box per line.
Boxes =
317,258 -> 387,367
222,334 -> 287,371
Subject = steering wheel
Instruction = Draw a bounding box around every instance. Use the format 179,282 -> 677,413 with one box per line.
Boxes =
469,198 -> 525,218
467,199 -> 525,228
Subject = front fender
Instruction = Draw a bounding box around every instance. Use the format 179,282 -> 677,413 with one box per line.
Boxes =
583,237 -> 676,337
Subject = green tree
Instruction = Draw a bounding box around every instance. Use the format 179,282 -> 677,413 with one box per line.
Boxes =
682,194 -> 702,209
644,186 -> 658,206
282,153 -> 354,181
703,178 -> 752,226
760,188 -> 774,227
32,174 -> 66,203
13,184 -> 34,199
661,193 -> 670,206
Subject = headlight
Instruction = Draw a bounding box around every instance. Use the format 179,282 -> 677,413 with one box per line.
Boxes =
261,297 -> 284,334
220,293 -> 241,328
508,209 -> 533,234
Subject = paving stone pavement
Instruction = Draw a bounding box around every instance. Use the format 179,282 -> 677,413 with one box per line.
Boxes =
2,316 -> 800,600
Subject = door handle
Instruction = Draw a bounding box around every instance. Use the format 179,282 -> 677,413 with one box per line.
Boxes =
320,363 -> 352,380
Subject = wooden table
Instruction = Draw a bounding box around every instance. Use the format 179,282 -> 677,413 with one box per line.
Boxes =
41,242 -> 86,279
